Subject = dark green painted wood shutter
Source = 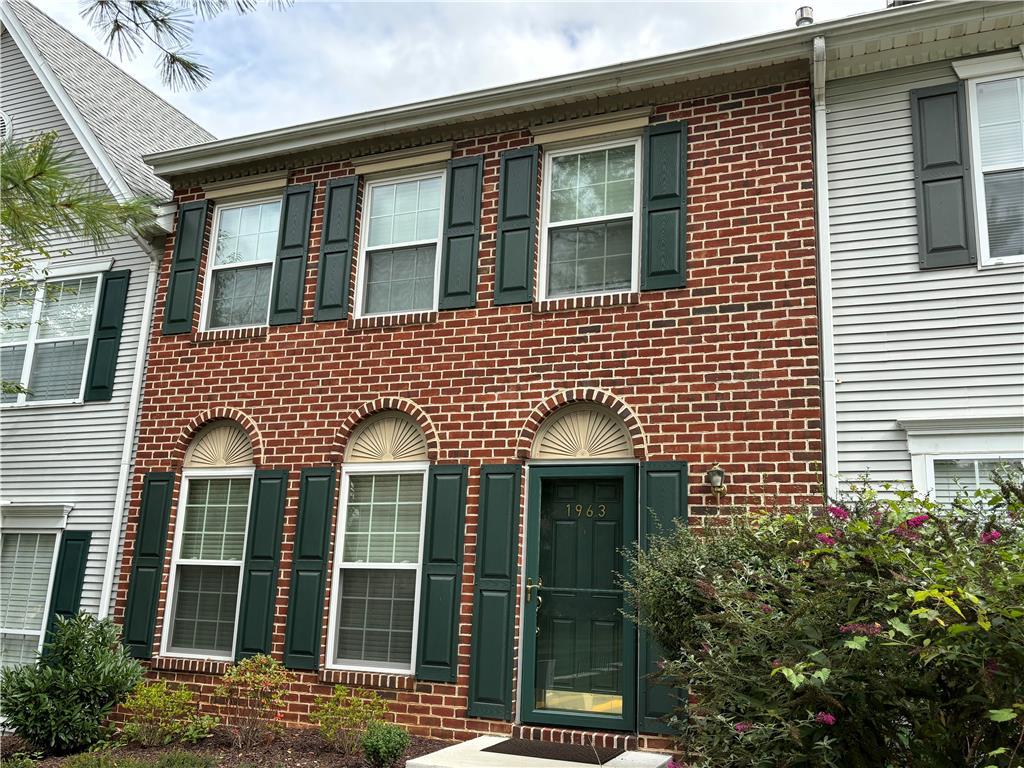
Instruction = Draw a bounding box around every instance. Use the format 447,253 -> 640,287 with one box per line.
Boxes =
641,121 -> 688,291
438,156 -> 484,310
494,146 -> 539,305
269,184 -> 315,325
314,177 -> 359,321
283,467 -> 335,670
235,470 -> 287,660
83,269 -> 130,401
467,465 -> 521,720
910,82 -> 977,269
638,461 -> 688,734
415,465 -> 468,682
162,200 -> 209,335
44,531 -> 91,643
123,472 -> 175,658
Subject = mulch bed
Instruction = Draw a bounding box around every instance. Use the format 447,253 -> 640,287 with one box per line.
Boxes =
1,727 -> 452,768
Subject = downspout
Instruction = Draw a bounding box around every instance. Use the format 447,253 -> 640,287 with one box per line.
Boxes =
98,238 -> 160,618
812,35 -> 840,499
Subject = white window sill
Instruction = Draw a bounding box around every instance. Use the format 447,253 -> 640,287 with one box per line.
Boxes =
325,661 -> 415,676
978,256 -> 1024,271
1,399 -> 83,410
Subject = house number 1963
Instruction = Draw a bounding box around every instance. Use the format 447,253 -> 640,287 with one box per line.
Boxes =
565,504 -> 607,518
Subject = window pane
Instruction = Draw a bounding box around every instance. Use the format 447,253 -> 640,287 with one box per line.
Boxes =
335,569 -> 415,669
169,565 -> 239,655
0,532 -> 56,668
0,287 -> 33,345
37,278 -> 97,340
208,264 -> 272,328
984,170 -> 1024,258
27,339 -> 88,401
343,474 -> 423,564
0,633 -> 41,670
1,345 -> 26,404
547,220 -> 633,297
549,145 -> 636,224
180,478 -> 250,561
977,77 -> 1023,169
366,178 -> 442,248
213,201 -> 280,266
933,458 -> 1024,504
362,246 -> 435,315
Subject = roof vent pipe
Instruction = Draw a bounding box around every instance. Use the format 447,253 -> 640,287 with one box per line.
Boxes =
795,6 -> 814,26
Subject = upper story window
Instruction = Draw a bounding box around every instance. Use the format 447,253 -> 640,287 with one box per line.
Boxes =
541,139 -> 641,299
357,172 -> 444,317
203,198 -> 281,329
1,277 -> 99,405
969,74 -> 1024,266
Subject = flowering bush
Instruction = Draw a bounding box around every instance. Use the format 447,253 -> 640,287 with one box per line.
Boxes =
214,655 -> 292,750
625,467 -> 1024,768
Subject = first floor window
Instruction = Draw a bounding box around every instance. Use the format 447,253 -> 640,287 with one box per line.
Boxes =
931,456 -> 1024,504
0,532 -> 57,668
332,470 -> 425,671
166,475 -> 251,657
205,198 -> 281,329
1,277 -> 99,405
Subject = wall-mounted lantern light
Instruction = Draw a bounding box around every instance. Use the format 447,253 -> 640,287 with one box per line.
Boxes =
705,463 -> 727,495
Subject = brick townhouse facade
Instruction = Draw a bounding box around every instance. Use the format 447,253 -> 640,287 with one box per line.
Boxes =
113,42 -> 821,749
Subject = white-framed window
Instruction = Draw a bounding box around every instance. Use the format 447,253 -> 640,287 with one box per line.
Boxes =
927,455 -> 1024,504
201,197 -> 281,330
161,468 -> 253,660
0,276 -> 100,406
966,73 -> 1024,267
539,137 -> 642,300
326,462 -> 427,673
354,170 -> 445,317
0,530 -> 59,668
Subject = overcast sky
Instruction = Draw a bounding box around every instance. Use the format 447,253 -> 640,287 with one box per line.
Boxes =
39,0 -> 884,140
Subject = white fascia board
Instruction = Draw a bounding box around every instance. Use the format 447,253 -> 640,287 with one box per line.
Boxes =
0,3 -> 135,203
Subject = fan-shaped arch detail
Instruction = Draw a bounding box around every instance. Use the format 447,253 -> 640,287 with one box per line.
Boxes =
532,404 -> 633,460
185,421 -> 253,467
346,412 -> 429,463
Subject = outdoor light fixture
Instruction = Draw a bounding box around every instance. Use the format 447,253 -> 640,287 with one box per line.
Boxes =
705,463 -> 727,495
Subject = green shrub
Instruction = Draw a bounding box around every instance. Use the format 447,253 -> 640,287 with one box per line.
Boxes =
214,654 -> 292,750
625,468 -> 1024,768
361,721 -> 409,768
61,752 -> 142,768
0,614 -> 144,754
0,754 -> 39,768
311,685 -> 387,754
120,681 -> 218,747
151,752 -> 215,768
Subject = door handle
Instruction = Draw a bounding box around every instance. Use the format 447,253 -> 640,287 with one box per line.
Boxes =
526,576 -> 543,602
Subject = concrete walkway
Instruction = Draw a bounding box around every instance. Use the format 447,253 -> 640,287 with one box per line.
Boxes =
407,736 -> 673,768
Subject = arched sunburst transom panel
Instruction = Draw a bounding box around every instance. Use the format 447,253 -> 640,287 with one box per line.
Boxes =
532,404 -> 634,460
345,412 -> 429,463
185,421 -> 254,468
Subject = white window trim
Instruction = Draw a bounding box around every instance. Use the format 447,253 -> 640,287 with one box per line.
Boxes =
964,71 -> 1024,269
159,466 -> 254,662
198,196 -> 281,332
1,274 -> 102,408
325,461 -> 429,675
353,169 -> 447,320
538,135 -> 643,302
0,528 -> 61,663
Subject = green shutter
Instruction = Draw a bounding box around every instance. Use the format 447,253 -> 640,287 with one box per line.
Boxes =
235,470 -> 287,660
283,467 -> 335,670
83,269 -> 130,401
44,531 -> 91,643
641,121 -> 687,291
123,472 -> 175,658
269,184 -> 315,325
415,465 -> 468,682
494,147 -> 539,306
638,461 -> 688,734
438,156 -> 483,310
314,177 -> 360,321
910,83 -> 977,269
467,465 -> 521,720
162,200 -> 209,335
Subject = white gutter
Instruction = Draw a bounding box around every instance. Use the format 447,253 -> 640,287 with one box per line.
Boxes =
98,244 -> 159,618
812,35 -> 839,499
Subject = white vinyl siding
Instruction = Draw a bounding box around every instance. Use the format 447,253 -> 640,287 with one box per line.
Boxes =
0,532 -> 57,668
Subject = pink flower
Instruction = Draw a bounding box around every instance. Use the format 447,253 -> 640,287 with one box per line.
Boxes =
760,603 -> 773,615
815,711 -> 837,726
666,760 -> 685,768
815,533 -> 836,547
734,722 -> 753,733
657,658 -> 666,670
981,529 -> 1002,544
827,504 -> 850,521
893,526 -> 922,541
871,509 -> 883,526
906,514 -> 930,528
840,622 -> 882,636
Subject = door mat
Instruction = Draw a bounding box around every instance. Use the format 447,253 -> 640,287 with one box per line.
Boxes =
482,738 -> 624,764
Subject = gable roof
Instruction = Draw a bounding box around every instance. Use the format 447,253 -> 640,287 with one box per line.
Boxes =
0,0 -> 214,201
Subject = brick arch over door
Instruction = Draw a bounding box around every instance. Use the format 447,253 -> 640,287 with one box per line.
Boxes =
171,408 -> 265,468
517,388 -> 648,460
334,397 -> 440,462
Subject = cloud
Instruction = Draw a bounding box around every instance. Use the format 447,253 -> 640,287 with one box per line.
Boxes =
37,0 -> 883,140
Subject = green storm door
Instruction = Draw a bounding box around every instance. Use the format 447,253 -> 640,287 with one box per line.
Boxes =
522,466 -> 636,731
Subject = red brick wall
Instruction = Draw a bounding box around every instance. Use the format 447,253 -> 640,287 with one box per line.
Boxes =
114,78 -> 820,747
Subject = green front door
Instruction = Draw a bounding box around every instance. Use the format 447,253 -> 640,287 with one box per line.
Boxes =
522,465 -> 636,731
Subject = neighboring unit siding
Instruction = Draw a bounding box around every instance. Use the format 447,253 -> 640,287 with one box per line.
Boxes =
0,31 -> 153,615
826,60 -> 1024,486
